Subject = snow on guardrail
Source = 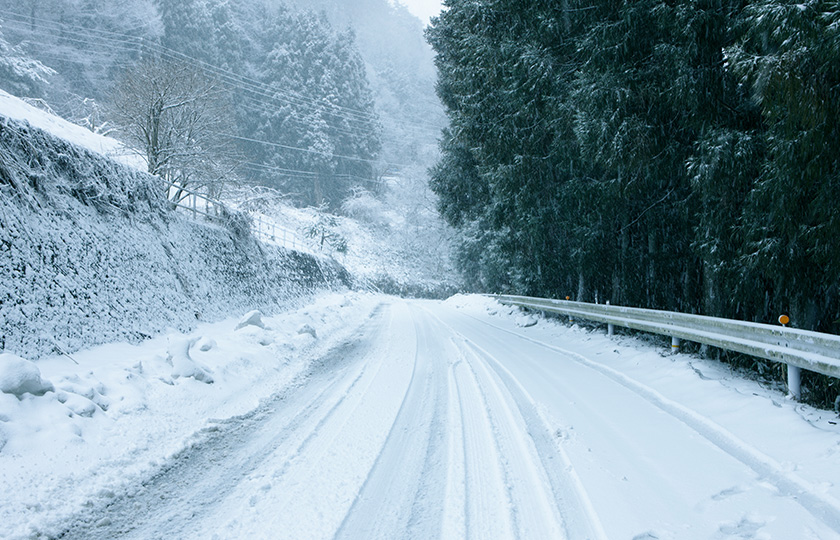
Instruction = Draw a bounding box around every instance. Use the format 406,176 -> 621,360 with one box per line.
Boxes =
491,294 -> 840,400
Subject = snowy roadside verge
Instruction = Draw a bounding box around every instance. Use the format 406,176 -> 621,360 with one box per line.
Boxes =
0,292 -> 382,540
445,294 -> 840,517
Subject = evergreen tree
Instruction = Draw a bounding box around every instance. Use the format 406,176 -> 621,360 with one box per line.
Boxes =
245,8 -> 380,207
684,1 -> 763,320
428,0 -> 584,295
572,0 -> 697,309
0,24 -> 54,97
729,0 -> 840,330
156,0 -> 218,64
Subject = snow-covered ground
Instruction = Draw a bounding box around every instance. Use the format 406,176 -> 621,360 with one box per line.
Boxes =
0,90 -> 143,170
0,292 -> 381,539
229,182 -> 459,297
5,294 -> 840,539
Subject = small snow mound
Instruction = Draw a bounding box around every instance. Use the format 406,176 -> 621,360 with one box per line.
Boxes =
515,315 -> 538,328
235,310 -> 266,330
196,337 -> 217,352
0,353 -> 54,397
56,391 -> 99,417
297,324 -> 317,339
168,338 -> 214,384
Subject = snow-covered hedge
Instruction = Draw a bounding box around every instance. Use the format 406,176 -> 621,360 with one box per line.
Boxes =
0,117 -> 349,358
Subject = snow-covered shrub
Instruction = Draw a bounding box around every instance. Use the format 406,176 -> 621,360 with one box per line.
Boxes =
305,209 -> 348,254
340,190 -> 390,229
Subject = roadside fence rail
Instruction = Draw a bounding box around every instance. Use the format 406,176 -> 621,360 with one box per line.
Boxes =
163,180 -> 306,252
492,294 -> 840,401
251,215 -> 304,252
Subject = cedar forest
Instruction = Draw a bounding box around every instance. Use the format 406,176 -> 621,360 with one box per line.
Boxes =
1,1 -> 839,400
428,0 -> 840,340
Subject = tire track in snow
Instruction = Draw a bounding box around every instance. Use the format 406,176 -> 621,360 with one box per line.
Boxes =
215,301 -> 418,540
333,304 -> 448,539
466,313 -> 840,536
423,305 -> 607,540
451,342 -> 518,539
441,350 -> 467,540
457,339 -> 583,540
54,303 -> 396,540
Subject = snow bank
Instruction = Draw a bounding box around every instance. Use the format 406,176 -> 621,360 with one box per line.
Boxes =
0,292 -> 381,539
0,353 -> 54,397
0,115 -> 349,359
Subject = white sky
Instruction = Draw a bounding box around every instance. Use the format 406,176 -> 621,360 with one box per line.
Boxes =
396,0 -> 444,25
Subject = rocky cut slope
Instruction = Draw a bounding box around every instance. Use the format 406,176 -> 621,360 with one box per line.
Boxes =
0,116 -> 349,359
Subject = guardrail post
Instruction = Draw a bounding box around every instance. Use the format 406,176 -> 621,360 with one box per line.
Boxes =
788,365 -> 802,401
671,336 -> 680,354
606,301 -> 614,336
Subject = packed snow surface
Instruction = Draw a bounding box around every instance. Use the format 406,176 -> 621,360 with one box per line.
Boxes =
4,294 -> 840,539
0,292 -> 380,539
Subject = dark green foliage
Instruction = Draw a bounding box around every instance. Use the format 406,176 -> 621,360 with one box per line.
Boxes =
429,0 -> 840,407
728,1 -> 840,331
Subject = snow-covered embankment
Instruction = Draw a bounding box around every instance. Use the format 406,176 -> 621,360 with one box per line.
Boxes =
0,98 -> 377,538
0,114 -> 348,358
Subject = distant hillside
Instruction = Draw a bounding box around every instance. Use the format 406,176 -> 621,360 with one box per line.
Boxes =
282,0 -> 446,164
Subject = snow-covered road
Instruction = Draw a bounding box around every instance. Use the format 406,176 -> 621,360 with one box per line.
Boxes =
22,297 -> 840,539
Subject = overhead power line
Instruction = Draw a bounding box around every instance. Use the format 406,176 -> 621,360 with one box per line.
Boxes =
0,9 -> 443,174
0,10 -> 444,133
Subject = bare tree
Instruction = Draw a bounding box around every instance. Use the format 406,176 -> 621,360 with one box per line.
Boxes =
111,57 -> 237,202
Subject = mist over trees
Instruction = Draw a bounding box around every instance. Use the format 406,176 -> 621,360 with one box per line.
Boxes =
282,0 -> 445,164
0,0 -> 444,208
428,0 -> 840,332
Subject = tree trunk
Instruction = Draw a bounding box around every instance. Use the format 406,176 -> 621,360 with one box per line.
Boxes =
577,272 -> 585,302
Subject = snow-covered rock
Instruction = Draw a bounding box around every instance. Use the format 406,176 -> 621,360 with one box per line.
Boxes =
235,311 -> 266,331
168,338 -> 214,384
0,353 -> 54,397
297,324 -> 317,339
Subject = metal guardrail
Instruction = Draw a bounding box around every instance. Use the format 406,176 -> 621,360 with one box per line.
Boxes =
492,294 -> 840,400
